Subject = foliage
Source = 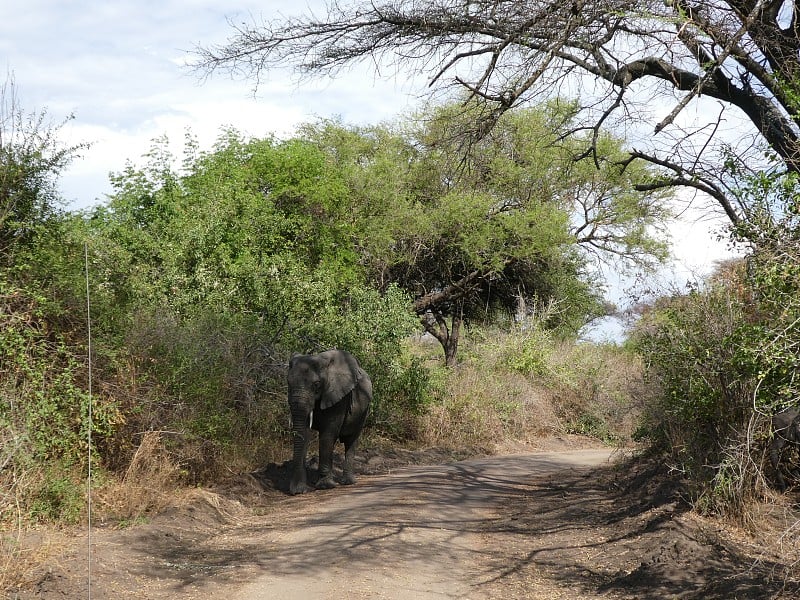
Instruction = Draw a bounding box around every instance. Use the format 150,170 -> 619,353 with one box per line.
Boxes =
117,308 -> 291,480
302,102 -> 669,364
501,324 -> 555,378
622,166 -> 800,520
631,268 -> 753,459
628,256 -> 774,518
90,132 -> 360,325
728,171 -> 800,412
0,76 -> 85,263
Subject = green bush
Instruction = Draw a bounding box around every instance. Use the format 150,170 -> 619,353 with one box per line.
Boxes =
119,308 -> 292,479
0,282 -> 125,523
0,285 -> 121,464
501,325 -> 555,377
629,261 -> 762,514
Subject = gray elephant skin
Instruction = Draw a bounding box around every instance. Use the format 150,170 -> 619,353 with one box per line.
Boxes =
287,349 -> 372,495
770,406 -> 800,491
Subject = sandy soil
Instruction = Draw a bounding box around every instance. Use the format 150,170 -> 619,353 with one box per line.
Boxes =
9,440 -> 800,599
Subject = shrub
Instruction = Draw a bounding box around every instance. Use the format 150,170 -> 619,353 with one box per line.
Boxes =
120,308 -> 291,481
501,324 -> 555,377
0,283 -> 123,523
629,261 -> 763,516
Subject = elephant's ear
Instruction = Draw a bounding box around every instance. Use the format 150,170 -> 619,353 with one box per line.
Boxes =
320,350 -> 363,410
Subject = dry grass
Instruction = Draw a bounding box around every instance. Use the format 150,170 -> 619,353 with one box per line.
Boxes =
0,529 -> 62,594
420,363 -> 560,449
94,431 -> 184,524
0,463 -> 74,593
414,328 -> 647,451
543,341 -> 650,443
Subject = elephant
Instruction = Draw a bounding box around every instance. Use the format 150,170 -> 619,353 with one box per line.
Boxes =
287,349 -> 372,495
770,406 -> 800,491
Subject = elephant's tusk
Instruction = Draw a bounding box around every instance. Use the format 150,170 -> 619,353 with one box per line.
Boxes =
309,410 -> 313,429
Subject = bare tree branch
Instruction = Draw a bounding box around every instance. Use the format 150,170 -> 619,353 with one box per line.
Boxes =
193,0 -> 800,229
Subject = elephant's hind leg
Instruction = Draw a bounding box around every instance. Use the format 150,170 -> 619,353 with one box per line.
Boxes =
315,429 -> 339,490
340,432 -> 363,486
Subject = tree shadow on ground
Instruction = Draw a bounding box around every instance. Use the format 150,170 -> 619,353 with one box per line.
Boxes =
476,456 -> 800,599
53,450 -> 800,600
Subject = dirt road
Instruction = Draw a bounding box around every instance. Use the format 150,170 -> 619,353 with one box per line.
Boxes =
232,449 -> 613,599
20,447 -> 800,598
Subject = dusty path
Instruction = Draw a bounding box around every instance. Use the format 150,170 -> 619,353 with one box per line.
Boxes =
231,449 -> 613,599
24,449 -> 611,599
19,447 -> 800,598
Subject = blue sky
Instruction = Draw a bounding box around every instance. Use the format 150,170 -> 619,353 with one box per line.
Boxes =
1,1 -> 419,209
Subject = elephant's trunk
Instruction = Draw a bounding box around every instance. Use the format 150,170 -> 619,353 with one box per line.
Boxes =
288,394 -> 315,495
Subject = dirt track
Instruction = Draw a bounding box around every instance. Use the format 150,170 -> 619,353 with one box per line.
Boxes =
233,449 -> 613,599
17,447 -> 800,599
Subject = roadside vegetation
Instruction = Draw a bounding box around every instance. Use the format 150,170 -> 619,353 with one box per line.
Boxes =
631,171 -> 800,524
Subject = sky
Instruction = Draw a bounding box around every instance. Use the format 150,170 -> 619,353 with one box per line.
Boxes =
1,0 -> 422,209
2,1 -> 738,338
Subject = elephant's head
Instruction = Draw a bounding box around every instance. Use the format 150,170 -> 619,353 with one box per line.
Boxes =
287,349 -> 364,427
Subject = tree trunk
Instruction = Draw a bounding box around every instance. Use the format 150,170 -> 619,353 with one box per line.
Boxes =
421,303 -> 463,367
443,311 -> 462,367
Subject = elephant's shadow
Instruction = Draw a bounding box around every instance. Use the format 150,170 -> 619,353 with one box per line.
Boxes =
251,455 -> 345,494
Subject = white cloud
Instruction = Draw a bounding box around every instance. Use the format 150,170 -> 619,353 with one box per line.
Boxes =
1,1 -> 416,209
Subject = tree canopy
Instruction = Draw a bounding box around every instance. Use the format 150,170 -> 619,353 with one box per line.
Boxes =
84,101 -> 670,365
194,0 -> 800,234
300,101 -> 671,363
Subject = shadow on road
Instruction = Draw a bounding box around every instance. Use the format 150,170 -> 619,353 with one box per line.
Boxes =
473,456 -> 800,599
114,450 -> 800,599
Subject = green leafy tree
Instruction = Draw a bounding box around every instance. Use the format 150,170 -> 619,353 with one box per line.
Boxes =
90,131 -> 358,321
304,102 -> 670,364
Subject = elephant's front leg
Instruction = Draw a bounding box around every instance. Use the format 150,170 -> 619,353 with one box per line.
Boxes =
288,427 -> 313,495
316,430 -> 338,490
